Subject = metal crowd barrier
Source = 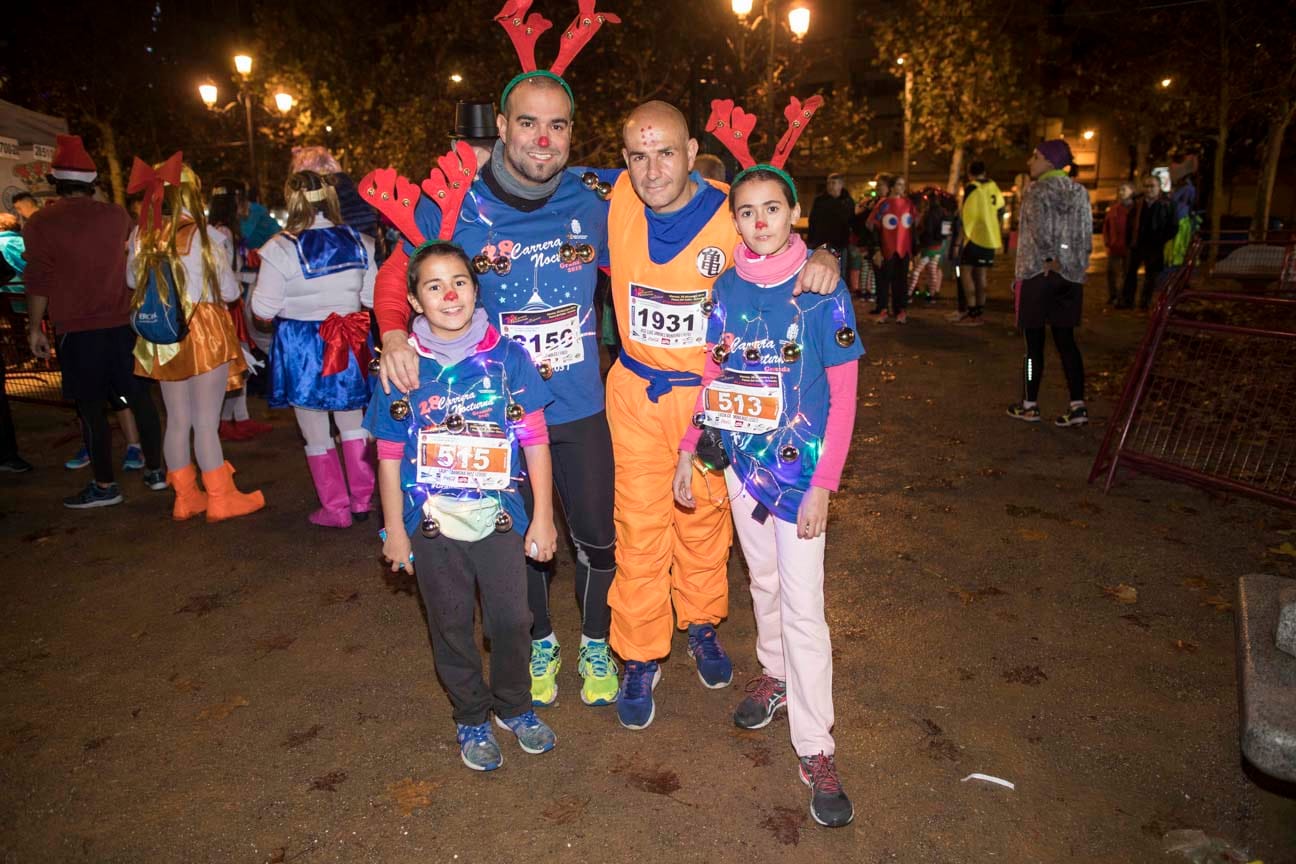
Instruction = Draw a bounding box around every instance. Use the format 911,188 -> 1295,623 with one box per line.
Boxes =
0,292 -> 68,406
1089,235 -> 1296,509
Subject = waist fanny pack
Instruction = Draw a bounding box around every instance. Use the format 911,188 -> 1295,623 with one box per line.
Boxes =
424,495 -> 501,542
131,267 -> 190,345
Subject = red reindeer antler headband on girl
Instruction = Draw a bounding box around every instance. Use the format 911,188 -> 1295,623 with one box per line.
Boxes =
705,95 -> 824,203
496,0 -> 620,115
127,150 -> 184,231
358,141 -> 478,251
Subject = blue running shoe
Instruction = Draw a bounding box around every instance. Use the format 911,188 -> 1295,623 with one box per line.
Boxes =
455,721 -> 503,771
65,446 -> 90,470
122,445 -> 145,471
686,624 -> 733,688
494,710 -> 556,754
616,660 -> 661,730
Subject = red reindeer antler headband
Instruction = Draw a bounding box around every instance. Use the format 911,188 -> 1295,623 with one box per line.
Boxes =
496,0 -> 620,114
359,141 -> 478,249
705,95 -> 824,203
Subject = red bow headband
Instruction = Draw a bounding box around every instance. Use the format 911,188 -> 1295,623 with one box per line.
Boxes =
358,141 -> 478,248
705,95 -> 824,203
496,0 -> 620,111
127,151 -> 184,231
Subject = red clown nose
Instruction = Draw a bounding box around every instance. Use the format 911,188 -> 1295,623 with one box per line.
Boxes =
537,136 -> 550,148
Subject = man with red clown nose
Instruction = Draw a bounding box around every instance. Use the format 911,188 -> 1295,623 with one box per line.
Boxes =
373,1 -> 623,712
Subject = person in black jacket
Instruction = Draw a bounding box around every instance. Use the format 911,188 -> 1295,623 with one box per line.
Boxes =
807,172 -> 854,276
1121,176 -> 1177,309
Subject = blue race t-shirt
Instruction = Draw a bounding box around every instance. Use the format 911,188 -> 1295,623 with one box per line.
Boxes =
405,168 -> 608,426
705,262 -> 864,523
364,328 -> 553,538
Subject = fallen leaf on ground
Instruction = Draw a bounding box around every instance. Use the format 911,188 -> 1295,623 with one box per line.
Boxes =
169,674 -> 202,693
1102,584 -> 1139,604
543,796 -> 589,824
1016,527 -> 1048,542
1201,595 -> 1233,612
1182,577 -> 1210,591
387,777 -> 435,815
760,805 -> 806,846
1171,640 -> 1198,653
281,724 -> 324,749
309,770 -> 347,792
1268,542 -> 1296,558
195,695 -> 249,721
255,634 -> 296,653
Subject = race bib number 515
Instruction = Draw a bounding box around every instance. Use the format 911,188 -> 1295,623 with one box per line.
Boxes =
416,421 -> 511,490
628,283 -> 707,348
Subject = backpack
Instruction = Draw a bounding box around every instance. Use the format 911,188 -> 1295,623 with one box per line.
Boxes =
130,265 -> 190,345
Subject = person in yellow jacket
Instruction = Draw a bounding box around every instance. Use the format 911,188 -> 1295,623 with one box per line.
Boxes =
605,101 -> 839,730
953,161 -> 1003,326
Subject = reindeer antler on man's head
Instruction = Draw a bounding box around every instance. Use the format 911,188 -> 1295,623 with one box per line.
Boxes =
705,94 -> 824,203
496,0 -> 621,115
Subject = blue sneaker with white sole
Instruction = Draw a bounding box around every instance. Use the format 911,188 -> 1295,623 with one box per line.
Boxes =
616,660 -> 661,730
686,623 -> 733,688
64,446 -> 90,470
455,721 -> 503,771
494,710 -> 556,754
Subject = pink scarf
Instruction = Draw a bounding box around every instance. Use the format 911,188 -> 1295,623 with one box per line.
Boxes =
733,233 -> 808,286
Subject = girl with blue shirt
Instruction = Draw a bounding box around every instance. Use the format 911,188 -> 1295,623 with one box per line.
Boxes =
366,242 -> 559,773
674,167 -> 862,828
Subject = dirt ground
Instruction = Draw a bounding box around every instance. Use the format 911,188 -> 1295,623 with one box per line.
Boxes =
2,263 -> 1295,864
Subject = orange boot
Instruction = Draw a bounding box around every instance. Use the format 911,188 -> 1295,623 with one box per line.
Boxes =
202,461 -> 265,522
167,464 -> 208,521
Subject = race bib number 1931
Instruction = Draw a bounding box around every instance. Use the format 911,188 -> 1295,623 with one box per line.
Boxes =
628,283 -> 707,348
416,421 -> 512,490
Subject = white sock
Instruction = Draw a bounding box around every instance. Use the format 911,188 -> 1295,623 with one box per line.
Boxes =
1070,400 -> 1085,409
1022,400 -> 1038,409
535,631 -> 557,646
580,634 -> 603,648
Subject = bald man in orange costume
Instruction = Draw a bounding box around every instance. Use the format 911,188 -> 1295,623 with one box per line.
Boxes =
607,102 -> 839,730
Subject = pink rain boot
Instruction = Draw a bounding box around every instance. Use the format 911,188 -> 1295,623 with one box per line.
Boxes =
305,448 -> 352,528
340,435 -> 376,521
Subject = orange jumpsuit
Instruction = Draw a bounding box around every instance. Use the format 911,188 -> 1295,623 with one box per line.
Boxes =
605,173 -> 739,662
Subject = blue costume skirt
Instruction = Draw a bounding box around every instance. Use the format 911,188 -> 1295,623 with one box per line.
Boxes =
269,317 -> 371,411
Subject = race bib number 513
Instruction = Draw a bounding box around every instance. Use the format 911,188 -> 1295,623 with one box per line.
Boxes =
416,421 -> 511,490
703,370 -> 783,434
628,283 -> 707,348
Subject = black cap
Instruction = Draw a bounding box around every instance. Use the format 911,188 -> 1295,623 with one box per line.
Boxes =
451,101 -> 498,141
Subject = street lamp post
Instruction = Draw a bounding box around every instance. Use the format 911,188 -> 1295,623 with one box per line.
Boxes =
198,54 -> 295,190
730,0 -> 811,121
234,55 -> 258,185
897,56 -> 912,184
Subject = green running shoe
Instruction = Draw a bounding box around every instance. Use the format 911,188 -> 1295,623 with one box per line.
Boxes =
530,639 -> 561,707
578,639 -> 619,706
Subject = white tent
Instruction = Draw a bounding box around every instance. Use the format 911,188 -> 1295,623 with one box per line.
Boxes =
0,99 -> 69,213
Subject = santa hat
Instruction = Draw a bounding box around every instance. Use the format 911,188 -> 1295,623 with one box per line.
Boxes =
50,134 -> 98,183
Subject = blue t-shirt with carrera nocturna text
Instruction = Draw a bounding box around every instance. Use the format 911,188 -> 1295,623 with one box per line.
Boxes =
405,169 -> 609,426
364,329 -> 553,539
704,261 -> 864,523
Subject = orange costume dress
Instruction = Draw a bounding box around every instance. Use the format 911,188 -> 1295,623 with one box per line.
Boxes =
131,218 -> 246,386
605,172 -> 739,662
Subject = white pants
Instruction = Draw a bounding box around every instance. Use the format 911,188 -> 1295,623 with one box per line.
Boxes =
725,468 -> 835,756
